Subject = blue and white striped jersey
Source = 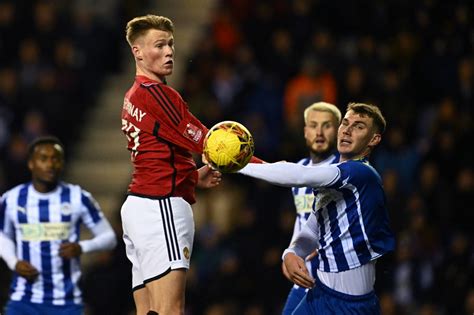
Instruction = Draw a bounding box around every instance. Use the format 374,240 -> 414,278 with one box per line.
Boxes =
290,154 -> 339,246
290,153 -> 339,283
240,156 -> 395,291
0,182 -> 108,305
313,159 -> 395,273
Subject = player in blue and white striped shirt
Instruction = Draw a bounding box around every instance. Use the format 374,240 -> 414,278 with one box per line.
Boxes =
240,103 -> 395,314
282,102 -> 341,315
0,136 -> 117,315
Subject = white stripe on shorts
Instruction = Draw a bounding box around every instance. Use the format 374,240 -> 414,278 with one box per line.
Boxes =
159,198 -> 181,261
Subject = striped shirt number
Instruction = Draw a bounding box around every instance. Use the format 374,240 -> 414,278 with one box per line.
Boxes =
121,119 -> 140,160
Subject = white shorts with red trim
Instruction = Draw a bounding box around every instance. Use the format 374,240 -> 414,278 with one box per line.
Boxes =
121,195 -> 194,290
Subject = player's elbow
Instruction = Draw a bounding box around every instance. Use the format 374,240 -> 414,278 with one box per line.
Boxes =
100,231 -> 118,251
105,234 -> 118,250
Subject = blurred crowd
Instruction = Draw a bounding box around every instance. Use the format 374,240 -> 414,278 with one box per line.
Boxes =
1,0 -> 473,315
0,0 -> 128,191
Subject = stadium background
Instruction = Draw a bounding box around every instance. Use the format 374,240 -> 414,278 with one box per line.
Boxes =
0,0 -> 472,314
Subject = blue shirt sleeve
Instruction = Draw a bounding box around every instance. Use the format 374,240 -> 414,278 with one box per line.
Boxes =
328,160 -> 382,189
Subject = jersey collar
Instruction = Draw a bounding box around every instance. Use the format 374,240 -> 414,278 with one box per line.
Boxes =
135,75 -> 167,85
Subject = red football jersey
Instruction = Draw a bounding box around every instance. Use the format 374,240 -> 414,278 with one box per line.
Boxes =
121,75 -> 208,204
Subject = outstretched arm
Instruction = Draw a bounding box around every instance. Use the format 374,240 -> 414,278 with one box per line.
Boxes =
239,162 -> 340,188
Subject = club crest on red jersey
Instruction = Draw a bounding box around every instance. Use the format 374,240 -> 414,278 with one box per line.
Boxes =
184,123 -> 203,143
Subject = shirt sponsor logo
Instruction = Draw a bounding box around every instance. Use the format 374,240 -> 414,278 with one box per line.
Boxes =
184,123 -> 203,143
294,195 -> 314,214
20,223 -> 70,241
314,188 -> 339,211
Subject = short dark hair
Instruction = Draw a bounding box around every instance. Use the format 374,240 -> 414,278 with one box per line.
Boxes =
346,103 -> 386,134
27,136 -> 65,161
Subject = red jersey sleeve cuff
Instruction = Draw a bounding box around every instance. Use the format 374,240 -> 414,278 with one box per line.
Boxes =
249,156 -> 265,164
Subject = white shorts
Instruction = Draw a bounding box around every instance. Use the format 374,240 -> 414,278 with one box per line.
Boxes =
121,195 -> 195,290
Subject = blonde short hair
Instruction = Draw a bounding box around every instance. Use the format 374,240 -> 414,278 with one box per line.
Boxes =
125,15 -> 174,46
304,102 -> 342,124
346,102 -> 386,134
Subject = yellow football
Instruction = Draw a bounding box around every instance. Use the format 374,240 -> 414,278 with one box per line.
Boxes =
203,121 -> 254,173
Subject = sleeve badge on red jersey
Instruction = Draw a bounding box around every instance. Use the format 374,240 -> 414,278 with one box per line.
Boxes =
184,123 -> 203,143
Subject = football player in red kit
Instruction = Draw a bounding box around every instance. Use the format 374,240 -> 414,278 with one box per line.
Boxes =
121,14 -> 260,315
